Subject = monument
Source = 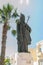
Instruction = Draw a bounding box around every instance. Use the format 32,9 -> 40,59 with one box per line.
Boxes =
15,14 -> 33,65
17,14 -> 31,52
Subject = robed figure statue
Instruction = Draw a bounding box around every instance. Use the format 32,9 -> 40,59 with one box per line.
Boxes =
17,14 -> 31,52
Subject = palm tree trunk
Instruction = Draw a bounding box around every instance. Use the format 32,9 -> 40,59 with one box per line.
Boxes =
0,22 -> 8,65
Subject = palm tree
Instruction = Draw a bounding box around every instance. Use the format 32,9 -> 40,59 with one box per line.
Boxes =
0,4 -> 18,65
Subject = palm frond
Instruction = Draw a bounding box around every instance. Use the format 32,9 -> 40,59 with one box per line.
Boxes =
12,30 -> 16,36
3,5 -> 7,16
7,4 -> 13,19
16,19 -> 20,24
7,25 -> 11,30
7,4 -> 13,13
2,15 -> 6,20
0,4 -> 19,23
12,9 -> 19,18
0,8 -> 6,21
0,9 -> 3,14
2,4 -> 13,19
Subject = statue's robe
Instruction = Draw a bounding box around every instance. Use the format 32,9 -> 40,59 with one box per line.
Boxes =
17,14 -> 31,52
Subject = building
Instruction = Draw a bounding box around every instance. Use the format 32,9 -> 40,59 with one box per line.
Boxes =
36,41 -> 43,65
29,40 -> 43,65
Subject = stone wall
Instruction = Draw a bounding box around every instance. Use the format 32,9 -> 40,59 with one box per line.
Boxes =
15,53 -> 33,65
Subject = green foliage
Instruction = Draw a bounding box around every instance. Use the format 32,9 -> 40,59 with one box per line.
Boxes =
12,9 -> 19,18
0,4 -> 13,22
0,9 -> 3,14
3,5 -> 7,16
7,4 -> 13,13
0,4 -> 19,23
7,25 -> 11,30
12,30 -> 16,36
15,19 -> 20,24
5,58 -> 11,65
6,4 -> 13,19
0,9 -> 6,21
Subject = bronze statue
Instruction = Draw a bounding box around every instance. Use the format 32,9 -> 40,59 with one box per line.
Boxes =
17,14 -> 31,52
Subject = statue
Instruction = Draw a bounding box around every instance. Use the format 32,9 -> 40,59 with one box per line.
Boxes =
17,14 -> 31,52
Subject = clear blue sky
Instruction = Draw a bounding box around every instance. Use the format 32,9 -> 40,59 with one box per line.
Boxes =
0,0 -> 43,56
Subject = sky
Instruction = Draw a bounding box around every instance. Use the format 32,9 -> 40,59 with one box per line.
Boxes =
0,0 -> 43,56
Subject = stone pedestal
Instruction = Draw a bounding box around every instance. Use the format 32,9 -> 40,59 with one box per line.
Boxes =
15,53 -> 33,65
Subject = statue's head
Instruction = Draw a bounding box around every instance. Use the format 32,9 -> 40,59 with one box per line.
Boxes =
20,13 -> 25,23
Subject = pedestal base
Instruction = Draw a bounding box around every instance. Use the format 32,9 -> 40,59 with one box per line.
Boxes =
15,53 -> 33,65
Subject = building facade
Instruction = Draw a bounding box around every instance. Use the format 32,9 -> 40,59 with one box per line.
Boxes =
29,40 -> 43,65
